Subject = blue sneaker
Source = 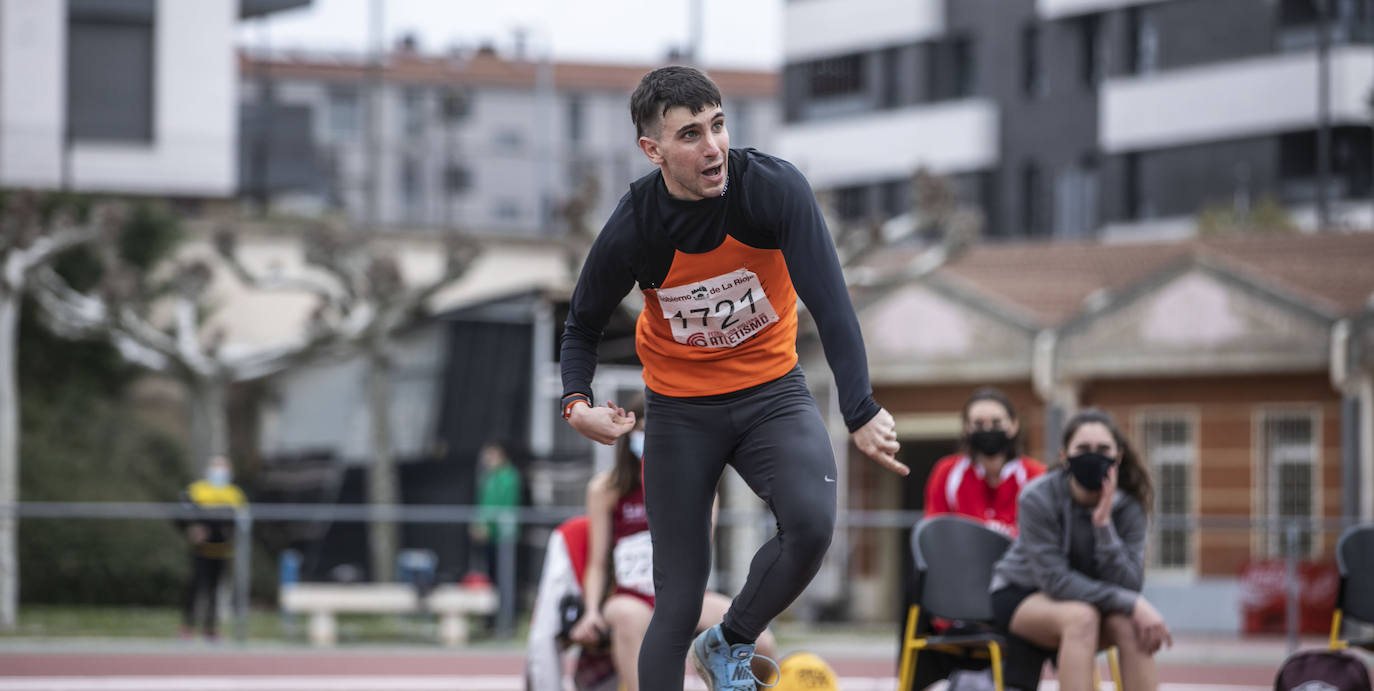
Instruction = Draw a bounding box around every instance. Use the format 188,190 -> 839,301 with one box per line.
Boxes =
689,624 -> 779,690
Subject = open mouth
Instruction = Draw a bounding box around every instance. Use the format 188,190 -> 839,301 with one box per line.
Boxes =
701,164 -> 723,180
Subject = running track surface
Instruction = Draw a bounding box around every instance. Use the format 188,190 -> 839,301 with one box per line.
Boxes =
0,650 -> 1283,690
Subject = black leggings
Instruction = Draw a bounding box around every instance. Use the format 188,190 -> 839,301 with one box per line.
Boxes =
638,367 -> 838,690
182,555 -> 226,634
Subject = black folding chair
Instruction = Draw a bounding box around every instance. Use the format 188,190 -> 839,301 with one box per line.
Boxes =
1330,523 -> 1374,652
898,516 -> 1013,691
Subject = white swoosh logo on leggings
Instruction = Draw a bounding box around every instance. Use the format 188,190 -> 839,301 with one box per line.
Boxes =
823,476 -> 835,483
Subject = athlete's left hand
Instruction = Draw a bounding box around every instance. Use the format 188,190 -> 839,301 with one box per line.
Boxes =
852,408 -> 908,476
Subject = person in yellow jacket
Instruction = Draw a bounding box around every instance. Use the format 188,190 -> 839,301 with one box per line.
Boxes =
178,455 -> 247,640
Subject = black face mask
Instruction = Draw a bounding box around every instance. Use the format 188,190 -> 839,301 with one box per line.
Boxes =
1066,452 -> 1115,491
968,429 -> 1012,457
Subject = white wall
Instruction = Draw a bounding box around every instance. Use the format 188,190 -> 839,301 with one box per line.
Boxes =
778,99 -> 999,189
1102,46 -> 1374,153
1037,0 -> 1170,20
71,0 -> 238,196
784,0 -> 943,61
0,0 -> 237,196
0,0 -> 64,187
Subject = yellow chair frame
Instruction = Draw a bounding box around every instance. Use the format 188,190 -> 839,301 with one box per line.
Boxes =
897,603 -> 1122,691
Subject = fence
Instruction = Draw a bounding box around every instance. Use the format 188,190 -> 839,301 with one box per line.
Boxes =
4,501 -> 1367,651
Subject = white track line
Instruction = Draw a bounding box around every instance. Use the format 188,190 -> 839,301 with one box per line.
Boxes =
0,678 -> 1269,691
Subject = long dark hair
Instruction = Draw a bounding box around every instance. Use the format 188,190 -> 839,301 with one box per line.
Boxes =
960,386 -> 1024,458
609,397 -> 646,499
1061,408 -> 1153,512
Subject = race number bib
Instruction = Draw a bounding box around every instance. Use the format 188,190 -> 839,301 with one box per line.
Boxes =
612,531 -> 655,597
655,268 -> 779,349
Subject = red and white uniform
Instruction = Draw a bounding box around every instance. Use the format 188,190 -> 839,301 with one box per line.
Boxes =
610,482 -> 654,607
924,454 -> 1046,537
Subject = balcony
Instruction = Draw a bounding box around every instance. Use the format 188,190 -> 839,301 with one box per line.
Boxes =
1101,46 -> 1374,153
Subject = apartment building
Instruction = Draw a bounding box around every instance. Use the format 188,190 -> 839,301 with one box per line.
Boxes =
238,47 -> 779,234
0,0 -> 307,196
780,0 -> 1373,240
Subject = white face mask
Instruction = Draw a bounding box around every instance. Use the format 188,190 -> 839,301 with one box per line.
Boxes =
628,431 -> 645,459
207,467 -> 231,487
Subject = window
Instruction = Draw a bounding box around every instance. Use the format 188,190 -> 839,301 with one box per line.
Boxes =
400,155 -> 422,218
928,36 -> 974,101
1279,128 -> 1372,203
67,0 -> 155,142
1054,160 -> 1099,238
1021,24 -> 1043,98
402,87 -> 425,137
881,178 -> 910,219
494,129 -> 523,152
444,166 -> 471,194
442,88 -> 471,123
328,87 -> 361,135
1022,162 -> 1045,235
1126,6 -> 1159,75
566,95 -> 584,143
1078,14 -> 1102,87
1123,152 -> 1144,220
880,47 -> 902,109
808,54 -> 865,99
1278,0 -> 1374,50
834,184 -> 868,221
1260,412 -> 1319,558
1140,414 -> 1194,570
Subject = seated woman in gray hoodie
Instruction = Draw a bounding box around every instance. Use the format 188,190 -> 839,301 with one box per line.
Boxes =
989,409 -> 1172,691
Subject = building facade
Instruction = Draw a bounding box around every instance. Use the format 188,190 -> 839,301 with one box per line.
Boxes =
0,0 -> 306,196
238,48 -> 779,235
815,232 -> 1374,628
780,0 -> 1374,240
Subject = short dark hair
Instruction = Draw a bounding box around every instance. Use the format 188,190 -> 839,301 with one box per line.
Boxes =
630,66 -> 723,139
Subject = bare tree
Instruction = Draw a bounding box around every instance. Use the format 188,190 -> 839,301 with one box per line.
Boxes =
826,167 -> 982,286
0,192 -> 109,629
216,225 -> 479,581
38,223 -> 479,582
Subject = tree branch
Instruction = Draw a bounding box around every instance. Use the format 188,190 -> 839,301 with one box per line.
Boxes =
214,228 -> 347,305
30,266 -> 173,370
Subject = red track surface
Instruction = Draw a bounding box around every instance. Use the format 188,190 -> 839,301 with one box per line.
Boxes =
0,650 -> 1281,686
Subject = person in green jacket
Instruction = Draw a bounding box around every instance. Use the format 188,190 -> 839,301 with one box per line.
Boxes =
471,441 -> 523,591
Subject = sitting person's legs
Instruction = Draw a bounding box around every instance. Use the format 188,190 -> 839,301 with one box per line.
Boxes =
1008,593 -> 1100,691
1100,613 -> 1157,691
602,594 -> 654,691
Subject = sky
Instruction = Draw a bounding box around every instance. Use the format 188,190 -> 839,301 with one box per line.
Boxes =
237,0 -> 783,70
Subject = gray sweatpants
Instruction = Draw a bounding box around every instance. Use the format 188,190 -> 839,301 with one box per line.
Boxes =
638,366 -> 838,690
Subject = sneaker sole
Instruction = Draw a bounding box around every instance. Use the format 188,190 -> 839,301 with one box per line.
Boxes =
689,636 -> 716,691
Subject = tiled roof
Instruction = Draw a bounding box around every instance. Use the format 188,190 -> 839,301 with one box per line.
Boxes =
239,51 -> 778,97
880,232 -> 1374,327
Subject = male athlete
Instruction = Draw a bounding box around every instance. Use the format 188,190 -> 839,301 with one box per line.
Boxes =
560,66 -> 907,691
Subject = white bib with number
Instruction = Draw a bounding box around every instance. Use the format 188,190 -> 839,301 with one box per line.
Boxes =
655,268 -> 780,349
612,530 -> 655,597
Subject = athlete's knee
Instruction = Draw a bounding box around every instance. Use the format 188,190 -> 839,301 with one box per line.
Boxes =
785,510 -> 834,558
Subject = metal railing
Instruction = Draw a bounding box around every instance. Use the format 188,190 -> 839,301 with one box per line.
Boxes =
3,501 -> 1366,651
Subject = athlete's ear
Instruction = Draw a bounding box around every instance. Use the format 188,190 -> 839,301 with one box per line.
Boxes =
638,135 -> 665,166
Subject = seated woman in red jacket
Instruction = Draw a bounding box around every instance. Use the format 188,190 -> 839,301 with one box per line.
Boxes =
924,387 -> 1046,536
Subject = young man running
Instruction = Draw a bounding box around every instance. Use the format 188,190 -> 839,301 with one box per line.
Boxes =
560,66 -> 907,691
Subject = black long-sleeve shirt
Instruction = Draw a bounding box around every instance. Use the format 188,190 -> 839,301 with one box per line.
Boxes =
560,147 -> 880,432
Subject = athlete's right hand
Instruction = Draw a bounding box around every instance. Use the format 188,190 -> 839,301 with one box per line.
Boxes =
569,608 -> 608,646
852,407 -> 908,476
567,400 -> 637,445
